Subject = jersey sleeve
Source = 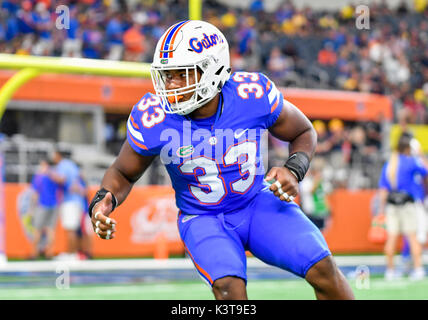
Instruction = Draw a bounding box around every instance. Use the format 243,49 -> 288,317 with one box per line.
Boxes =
258,73 -> 284,128
126,95 -> 162,156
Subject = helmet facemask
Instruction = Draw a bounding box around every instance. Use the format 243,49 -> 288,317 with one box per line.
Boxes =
151,20 -> 231,115
151,55 -> 225,116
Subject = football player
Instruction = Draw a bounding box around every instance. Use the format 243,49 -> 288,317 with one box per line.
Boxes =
88,20 -> 354,300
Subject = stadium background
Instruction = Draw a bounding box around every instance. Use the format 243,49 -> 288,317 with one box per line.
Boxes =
0,0 -> 427,299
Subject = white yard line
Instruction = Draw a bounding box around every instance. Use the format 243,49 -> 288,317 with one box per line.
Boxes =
0,283 -> 208,299
1,254 -> 427,273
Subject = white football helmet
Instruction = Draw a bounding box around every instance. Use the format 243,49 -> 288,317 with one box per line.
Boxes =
151,20 -> 231,115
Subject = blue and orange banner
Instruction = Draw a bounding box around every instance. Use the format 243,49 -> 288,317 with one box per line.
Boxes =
2,183 -> 396,259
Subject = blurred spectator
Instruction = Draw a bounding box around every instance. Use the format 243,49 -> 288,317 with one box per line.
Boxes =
249,0 -> 264,14
0,0 -> 426,124
340,5 -> 354,20
4,11 -> 19,42
221,9 -> 238,28
364,122 -> 382,153
48,148 -> 82,261
76,168 -> 93,260
414,0 -> 428,13
347,125 -> 368,165
300,157 -> 331,231
1,0 -> 19,16
327,118 -> 345,152
384,53 -> 410,86
325,118 -> 348,187
403,93 -> 425,123
123,22 -> 146,62
318,14 -> 338,30
81,20 -> 104,59
61,6 -> 82,58
32,2 -> 53,56
343,71 -> 359,91
275,1 -> 295,23
236,16 -> 256,56
313,120 -> 332,156
318,43 -> 337,66
378,134 -> 428,281
105,11 -> 124,60
267,46 -> 291,84
29,158 -> 59,260
396,0 -> 409,15
369,34 -> 391,65
16,1 -> 36,36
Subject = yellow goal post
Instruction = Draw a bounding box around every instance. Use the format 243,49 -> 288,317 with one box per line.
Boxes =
0,0 -> 202,120
0,0 -> 202,264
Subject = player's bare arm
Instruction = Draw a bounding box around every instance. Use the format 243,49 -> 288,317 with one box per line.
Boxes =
266,100 -> 317,202
89,140 -> 156,239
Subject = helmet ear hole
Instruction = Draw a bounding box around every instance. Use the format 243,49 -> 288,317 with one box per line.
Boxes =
215,66 -> 224,76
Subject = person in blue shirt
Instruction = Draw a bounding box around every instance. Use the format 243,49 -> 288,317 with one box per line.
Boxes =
34,2 -> 51,41
16,1 -> 37,35
76,170 -> 93,260
105,12 -> 124,60
30,158 -> 59,259
49,148 -> 83,261
88,20 -> 354,300
81,21 -> 103,59
400,138 -> 428,274
378,134 -> 428,281
1,0 -> 19,16
32,2 -> 53,56
5,15 -> 19,42
61,6 -> 82,58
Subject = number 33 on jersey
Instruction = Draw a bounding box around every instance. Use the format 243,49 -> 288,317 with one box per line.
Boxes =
127,72 -> 284,215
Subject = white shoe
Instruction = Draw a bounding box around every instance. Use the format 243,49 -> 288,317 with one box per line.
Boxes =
409,268 -> 425,281
53,253 -> 69,261
384,269 -> 402,281
54,253 -> 79,261
384,269 -> 395,281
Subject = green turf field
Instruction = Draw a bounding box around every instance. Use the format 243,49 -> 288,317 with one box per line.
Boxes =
1,277 -> 427,300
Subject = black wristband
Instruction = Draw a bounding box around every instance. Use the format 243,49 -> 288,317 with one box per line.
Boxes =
88,188 -> 117,218
284,152 -> 310,182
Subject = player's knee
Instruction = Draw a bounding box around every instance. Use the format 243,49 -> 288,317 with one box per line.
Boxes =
212,276 -> 246,300
305,255 -> 355,300
305,255 -> 341,289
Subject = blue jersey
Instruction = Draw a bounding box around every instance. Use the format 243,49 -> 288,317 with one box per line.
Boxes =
31,173 -> 58,208
77,176 -> 89,213
379,154 -> 428,200
55,159 -> 81,203
127,72 -> 284,215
